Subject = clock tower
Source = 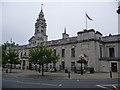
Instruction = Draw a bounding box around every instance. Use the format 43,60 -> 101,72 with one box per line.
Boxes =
29,4 -> 48,46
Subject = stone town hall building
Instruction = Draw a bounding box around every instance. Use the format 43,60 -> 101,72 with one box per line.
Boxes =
10,7 -> 120,72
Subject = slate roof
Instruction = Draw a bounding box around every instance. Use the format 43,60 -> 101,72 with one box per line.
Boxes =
102,34 -> 120,43
10,34 -> 120,50
46,37 -> 77,46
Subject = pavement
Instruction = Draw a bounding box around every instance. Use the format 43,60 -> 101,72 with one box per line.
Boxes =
2,68 -> 120,80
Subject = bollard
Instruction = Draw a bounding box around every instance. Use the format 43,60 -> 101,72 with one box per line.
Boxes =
39,68 -> 41,73
110,70 -> 112,78
6,69 -> 8,73
65,69 -> 68,73
81,69 -> 83,75
68,71 -> 71,79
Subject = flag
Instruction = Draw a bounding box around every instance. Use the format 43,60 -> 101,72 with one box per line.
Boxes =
86,13 -> 93,21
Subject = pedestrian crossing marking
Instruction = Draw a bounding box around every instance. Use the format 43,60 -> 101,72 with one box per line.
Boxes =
96,84 -> 120,90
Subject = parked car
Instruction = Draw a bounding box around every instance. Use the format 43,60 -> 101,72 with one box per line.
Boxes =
15,64 -> 21,69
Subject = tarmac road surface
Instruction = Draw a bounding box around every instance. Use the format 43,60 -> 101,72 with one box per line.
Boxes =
2,74 -> 119,89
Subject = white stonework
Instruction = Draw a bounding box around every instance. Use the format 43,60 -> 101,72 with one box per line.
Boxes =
9,7 -> 120,72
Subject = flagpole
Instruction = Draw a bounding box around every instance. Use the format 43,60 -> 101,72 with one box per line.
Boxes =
85,13 -> 87,30
86,15 -> 87,30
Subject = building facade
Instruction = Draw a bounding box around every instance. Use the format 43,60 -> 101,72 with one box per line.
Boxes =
10,7 -> 120,72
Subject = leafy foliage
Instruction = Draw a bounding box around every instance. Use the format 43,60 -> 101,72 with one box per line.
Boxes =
29,46 -> 59,64
6,50 -> 19,72
2,41 -> 20,65
1,41 -> 20,72
2,42 -> 15,64
6,50 -> 19,64
29,46 -> 59,76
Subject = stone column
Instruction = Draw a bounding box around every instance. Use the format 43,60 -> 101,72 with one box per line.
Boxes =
21,60 -> 23,70
27,60 -> 29,70
25,60 -> 28,70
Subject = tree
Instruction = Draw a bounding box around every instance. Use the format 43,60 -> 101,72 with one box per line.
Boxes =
29,46 -> 59,76
2,41 -> 16,65
2,41 -> 20,72
29,48 -> 40,71
6,50 -> 19,72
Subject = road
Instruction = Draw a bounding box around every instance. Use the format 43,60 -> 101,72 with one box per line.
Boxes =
2,74 -> 119,89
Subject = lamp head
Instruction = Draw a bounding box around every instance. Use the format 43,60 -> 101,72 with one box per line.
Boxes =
80,54 -> 84,58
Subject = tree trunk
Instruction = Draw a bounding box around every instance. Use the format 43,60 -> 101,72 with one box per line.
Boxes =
14,64 -> 16,69
39,64 -> 41,73
46,63 -> 48,72
42,63 -> 44,76
35,64 -> 37,71
10,63 -> 12,73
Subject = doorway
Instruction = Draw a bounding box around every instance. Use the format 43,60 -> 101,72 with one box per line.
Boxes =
61,61 -> 65,69
111,63 -> 117,72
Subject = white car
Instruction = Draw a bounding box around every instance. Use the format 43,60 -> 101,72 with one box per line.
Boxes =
15,64 -> 21,69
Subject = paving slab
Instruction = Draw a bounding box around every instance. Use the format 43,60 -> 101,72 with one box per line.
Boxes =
2,69 -> 120,80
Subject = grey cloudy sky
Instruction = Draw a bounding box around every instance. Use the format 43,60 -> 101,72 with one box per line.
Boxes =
2,1 -> 118,45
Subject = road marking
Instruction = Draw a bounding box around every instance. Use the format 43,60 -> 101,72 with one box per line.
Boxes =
112,85 -> 119,90
96,84 -> 120,90
96,85 -> 110,89
58,84 -> 62,86
3,79 -> 15,82
3,79 -> 58,86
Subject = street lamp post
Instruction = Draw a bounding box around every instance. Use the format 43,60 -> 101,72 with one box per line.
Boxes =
77,54 -> 88,75
81,56 -> 84,75
79,54 -> 84,75
8,59 -> 10,73
81,58 -> 83,75
38,60 -> 41,73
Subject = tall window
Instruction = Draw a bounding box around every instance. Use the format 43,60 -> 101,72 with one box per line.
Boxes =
21,52 -> 22,57
100,47 -> 102,58
24,52 -> 26,56
109,48 -> 115,58
62,49 -> 65,57
54,49 -> 56,56
71,62 -> 75,67
61,61 -> 65,69
71,48 -> 75,57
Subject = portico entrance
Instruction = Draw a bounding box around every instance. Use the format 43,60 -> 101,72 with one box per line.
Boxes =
20,59 -> 29,70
